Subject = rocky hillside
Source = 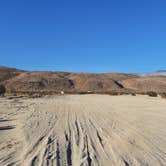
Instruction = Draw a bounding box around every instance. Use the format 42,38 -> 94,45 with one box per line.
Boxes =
0,66 -> 24,83
0,66 -> 166,94
120,76 -> 166,93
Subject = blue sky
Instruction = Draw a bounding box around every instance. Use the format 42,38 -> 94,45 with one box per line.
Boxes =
0,0 -> 166,73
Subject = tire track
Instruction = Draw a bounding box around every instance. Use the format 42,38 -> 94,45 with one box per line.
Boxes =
1,95 -> 166,166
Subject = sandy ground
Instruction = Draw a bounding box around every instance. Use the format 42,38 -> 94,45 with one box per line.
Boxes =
0,95 -> 166,166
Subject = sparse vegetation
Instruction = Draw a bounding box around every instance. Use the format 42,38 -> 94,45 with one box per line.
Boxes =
0,85 -> 6,95
147,91 -> 158,97
78,91 -> 94,95
109,91 -> 119,96
160,93 -> 166,99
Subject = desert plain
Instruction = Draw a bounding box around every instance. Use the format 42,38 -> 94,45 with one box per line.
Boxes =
0,95 -> 166,166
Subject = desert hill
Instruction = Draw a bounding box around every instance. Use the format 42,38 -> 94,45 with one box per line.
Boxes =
121,76 -> 166,93
0,66 -> 166,94
0,66 -> 24,83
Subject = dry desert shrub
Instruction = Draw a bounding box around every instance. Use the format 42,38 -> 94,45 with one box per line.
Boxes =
0,85 -> 6,95
160,93 -> 166,99
147,91 -> 158,97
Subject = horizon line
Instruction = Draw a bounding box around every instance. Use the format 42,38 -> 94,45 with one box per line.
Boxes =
0,65 -> 165,75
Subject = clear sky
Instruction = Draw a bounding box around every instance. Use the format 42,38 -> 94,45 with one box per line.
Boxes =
0,0 -> 166,73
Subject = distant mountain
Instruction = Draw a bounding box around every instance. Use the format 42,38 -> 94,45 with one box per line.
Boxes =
157,70 -> 166,72
0,66 -> 166,94
142,70 -> 166,76
155,70 -> 166,75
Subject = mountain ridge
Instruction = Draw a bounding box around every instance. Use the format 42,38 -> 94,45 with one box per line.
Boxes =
0,66 -> 166,94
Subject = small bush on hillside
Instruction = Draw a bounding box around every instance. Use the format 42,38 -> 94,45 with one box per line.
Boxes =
147,91 -> 158,97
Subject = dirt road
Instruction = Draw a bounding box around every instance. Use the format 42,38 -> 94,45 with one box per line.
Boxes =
0,95 -> 166,166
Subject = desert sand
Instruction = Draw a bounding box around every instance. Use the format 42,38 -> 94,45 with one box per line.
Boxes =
0,95 -> 166,166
